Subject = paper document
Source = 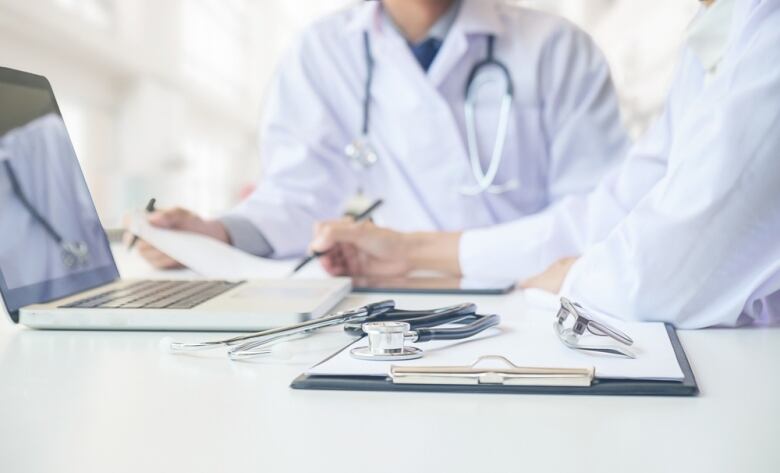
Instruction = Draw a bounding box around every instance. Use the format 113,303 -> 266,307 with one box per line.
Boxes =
308,314 -> 684,381
127,213 -> 324,279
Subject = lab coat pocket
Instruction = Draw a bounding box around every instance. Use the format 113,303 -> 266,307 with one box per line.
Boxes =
471,102 -> 548,210
374,98 -> 461,172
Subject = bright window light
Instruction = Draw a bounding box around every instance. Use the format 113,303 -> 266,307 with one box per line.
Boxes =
180,0 -> 248,102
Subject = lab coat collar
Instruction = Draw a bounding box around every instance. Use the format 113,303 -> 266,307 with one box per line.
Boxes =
345,1 -> 382,34
422,0 -> 503,86
381,0 -> 462,43
425,0 -> 461,41
345,0 -> 504,37
344,0 -> 505,89
686,0 -> 737,73
453,0 -> 504,36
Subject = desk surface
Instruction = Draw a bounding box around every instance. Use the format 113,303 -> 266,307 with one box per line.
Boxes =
1,249 -> 778,473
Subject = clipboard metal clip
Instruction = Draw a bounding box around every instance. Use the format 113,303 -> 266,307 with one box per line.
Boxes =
390,355 -> 594,387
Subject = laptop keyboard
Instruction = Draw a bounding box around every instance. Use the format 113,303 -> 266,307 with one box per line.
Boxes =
61,280 -> 244,310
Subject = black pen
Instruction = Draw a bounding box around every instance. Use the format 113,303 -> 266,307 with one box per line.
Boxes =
127,198 -> 157,251
291,198 -> 384,274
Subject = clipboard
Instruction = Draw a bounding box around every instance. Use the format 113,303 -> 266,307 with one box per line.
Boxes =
351,276 -> 516,295
290,324 -> 699,396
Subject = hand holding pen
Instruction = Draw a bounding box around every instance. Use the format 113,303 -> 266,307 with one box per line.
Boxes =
291,199 -> 383,274
308,214 -> 417,277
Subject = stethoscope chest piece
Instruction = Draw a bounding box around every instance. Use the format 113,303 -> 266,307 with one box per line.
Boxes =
345,135 -> 378,170
350,321 -> 423,361
61,241 -> 90,269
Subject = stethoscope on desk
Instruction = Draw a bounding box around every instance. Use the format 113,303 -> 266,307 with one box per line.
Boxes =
163,300 -> 501,361
345,32 -> 518,195
1,159 -> 89,269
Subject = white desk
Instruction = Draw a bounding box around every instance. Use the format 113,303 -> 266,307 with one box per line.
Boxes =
1,249 -> 778,473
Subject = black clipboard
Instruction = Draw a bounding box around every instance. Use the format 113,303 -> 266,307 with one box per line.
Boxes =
290,324 -> 699,396
351,276 -> 516,295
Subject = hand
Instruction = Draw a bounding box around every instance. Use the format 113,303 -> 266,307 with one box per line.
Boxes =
124,207 -> 230,269
310,219 -> 413,277
521,257 -> 579,294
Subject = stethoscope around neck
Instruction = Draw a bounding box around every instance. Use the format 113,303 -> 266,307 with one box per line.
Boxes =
1,159 -> 90,269
344,31 -> 518,195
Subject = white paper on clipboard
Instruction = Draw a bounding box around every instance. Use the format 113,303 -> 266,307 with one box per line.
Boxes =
307,314 -> 685,381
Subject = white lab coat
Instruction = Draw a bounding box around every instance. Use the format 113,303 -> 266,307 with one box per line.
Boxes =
227,0 -> 628,257
461,0 -> 780,328
0,114 -> 113,289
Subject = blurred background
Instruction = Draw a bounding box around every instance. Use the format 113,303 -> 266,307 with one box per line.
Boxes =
0,0 -> 699,227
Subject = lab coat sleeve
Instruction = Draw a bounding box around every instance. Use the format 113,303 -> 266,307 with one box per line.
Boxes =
459,35 -> 681,281
561,29 -> 780,328
224,30 -> 358,258
219,215 -> 274,257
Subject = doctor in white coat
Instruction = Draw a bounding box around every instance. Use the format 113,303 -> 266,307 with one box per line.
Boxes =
312,0 -> 780,328
135,0 -> 627,267
0,113 -> 113,287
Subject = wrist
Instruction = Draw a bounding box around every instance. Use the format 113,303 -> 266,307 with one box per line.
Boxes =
202,219 -> 231,244
403,231 -> 462,275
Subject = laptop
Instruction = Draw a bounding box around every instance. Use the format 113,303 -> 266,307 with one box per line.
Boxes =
0,66 -> 350,330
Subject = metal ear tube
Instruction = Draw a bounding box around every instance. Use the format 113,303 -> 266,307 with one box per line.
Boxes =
163,299 -> 500,362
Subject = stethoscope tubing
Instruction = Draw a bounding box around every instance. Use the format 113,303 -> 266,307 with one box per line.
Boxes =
361,31 -> 374,136
414,313 -> 500,342
166,300 -> 498,359
356,33 -> 517,196
3,159 -> 92,269
461,35 -> 516,195
342,302 -> 478,336
168,300 -> 396,353
463,35 -> 513,97
3,160 -> 65,243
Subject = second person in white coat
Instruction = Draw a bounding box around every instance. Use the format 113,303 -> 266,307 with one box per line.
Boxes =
311,0 -> 780,329
135,0 -> 627,267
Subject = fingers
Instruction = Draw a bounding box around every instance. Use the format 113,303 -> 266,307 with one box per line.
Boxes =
310,220 -> 370,253
147,207 -> 197,230
136,240 -> 183,269
320,242 -> 407,277
143,207 -> 229,243
316,240 -> 375,277
121,230 -> 136,247
318,244 -> 349,276
311,219 -> 395,254
310,219 -> 412,276
520,256 -> 578,293
361,253 -> 409,277
128,206 -> 223,270
135,207 -> 192,269
341,243 -> 363,275
310,220 -> 375,276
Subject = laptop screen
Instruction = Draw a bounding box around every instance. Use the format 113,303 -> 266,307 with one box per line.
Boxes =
0,67 -> 118,322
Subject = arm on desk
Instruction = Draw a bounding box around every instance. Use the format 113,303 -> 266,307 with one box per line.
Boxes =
310,220 -> 462,277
